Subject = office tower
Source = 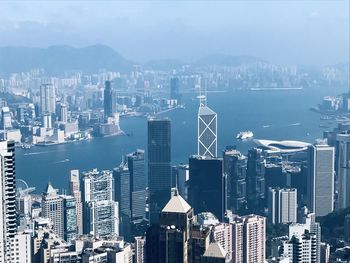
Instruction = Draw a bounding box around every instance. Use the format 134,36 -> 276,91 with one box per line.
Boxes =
62,195 -> 77,242
345,214 -> 350,242
170,77 -> 181,103
0,140 -> 16,262
69,170 -> 83,235
41,182 -> 64,239
16,105 -> 26,123
104,80 -> 116,118
81,169 -> 119,237
40,83 -> 56,115
307,142 -> 335,216
188,156 -> 225,220
246,148 -> 265,213
86,200 -> 119,237
135,236 -> 146,263
1,106 -> 12,129
335,133 -> 350,209
114,160 -> 131,240
127,149 -> 147,221
57,103 -> 68,123
223,149 -> 247,213
146,191 -> 194,263
198,99 -> 217,158
148,118 -> 171,224
230,215 -> 266,263
201,242 -> 229,263
268,188 -> 297,224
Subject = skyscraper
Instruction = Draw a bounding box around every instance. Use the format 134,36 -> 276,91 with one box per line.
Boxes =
148,118 -> 171,224
335,133 -> 350,209
268,188 -> 297,224
198,101 -> 217,158
81,169 -> 119,237
170,77 -> 181,103
307,141 -> 335,216
69,170 -> 83,235
40,83 -> 56,115
223,149 -> 247,213
41,182 -> 64,239
127,149 -> 147,221
246,148 -> 265,213
188,156 -> 225,220
0,140 -> 17,262
104,80 -> 116,118
114,160 -> 131,240
62,195 -> 77,242
146,191 -> 194,263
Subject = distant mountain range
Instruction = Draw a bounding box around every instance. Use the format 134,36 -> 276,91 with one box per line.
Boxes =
0,44 -> 134,75
0,44 -> 348,75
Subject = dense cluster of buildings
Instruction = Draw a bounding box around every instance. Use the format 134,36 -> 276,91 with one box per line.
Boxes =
1,72 -> 350,263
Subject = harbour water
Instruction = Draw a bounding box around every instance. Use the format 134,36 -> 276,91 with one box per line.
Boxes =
16,87 -> 346,192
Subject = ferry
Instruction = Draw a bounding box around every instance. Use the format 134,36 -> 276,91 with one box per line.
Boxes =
236,131 -> 254,140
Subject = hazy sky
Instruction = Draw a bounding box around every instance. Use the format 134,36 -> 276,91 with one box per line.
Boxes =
0,1 -> 348,65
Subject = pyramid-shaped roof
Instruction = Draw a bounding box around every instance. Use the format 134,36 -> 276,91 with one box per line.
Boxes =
162,192 -> 191,214
203,242 -> 227,258
198,105 -> 216,116
44,182 -> 57,195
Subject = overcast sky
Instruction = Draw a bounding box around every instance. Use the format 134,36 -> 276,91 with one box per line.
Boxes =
0,1 -> 348,65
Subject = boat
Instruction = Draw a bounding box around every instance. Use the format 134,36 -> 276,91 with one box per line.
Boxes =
236,131 -> 254,140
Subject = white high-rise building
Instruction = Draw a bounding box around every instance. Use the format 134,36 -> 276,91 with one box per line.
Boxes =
268,188 -> 297,224
135,236 -> 146,263
40,83 -> 56,115
0,140 -> 17,262
231,214 -> 266,263
283,231 -> 317,263
335,133 -> 350,209
288,219 -> 321,263
198,92 -> 217,158
41,182 -> 64,239
307,141 -> 335,216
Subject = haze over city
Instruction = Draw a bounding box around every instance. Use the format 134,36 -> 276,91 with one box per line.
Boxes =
0,1 -> 349,65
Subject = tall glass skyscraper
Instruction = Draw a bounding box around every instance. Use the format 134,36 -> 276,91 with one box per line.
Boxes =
307,141 -> 335,217
198,98 -> 217,158
223,149 -> 247,213
335,133 -> 350,209
127,149 -> 147,221
148,118 -> 171,224
188,156 -> 225,220
103,80 -> 116,118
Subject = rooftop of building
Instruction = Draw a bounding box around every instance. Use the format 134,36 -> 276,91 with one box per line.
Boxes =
203,242 -> 227,259
162,191 -> 191,214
